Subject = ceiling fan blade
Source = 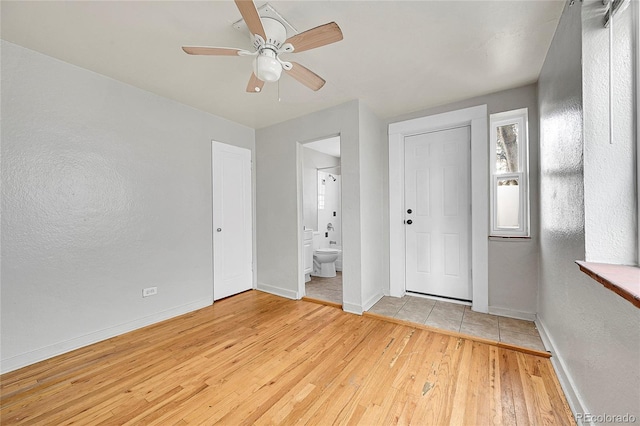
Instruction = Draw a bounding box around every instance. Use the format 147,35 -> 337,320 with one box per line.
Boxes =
234,0 -> 266,40
246,72 -> 265,93
285,22 -> 343,53
182,46 -> 244,56
285,62 -> 326,91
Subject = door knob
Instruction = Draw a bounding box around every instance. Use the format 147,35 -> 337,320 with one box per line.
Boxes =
216,228 -> 222,232
406,220 -> 413,225
407,209 -> 412,214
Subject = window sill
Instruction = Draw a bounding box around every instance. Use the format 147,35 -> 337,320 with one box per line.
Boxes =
576,261 -> 640,309
489,236 -> 532,242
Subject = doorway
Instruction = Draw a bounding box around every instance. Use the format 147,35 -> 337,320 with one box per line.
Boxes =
388,105 -> 489,313
212,141 -> 253,301
300,136 -> 342,306
404,126 -> 471,301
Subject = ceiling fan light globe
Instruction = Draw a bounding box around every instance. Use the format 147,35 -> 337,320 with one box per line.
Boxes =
253,55 -> 282,82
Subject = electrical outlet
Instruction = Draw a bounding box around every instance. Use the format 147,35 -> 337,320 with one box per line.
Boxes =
142,287 -> 158,298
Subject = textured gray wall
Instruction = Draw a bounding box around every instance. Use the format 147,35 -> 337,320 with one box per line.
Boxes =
537,1 -> 640,419
1,41 -> 255,372
582,0 -> 638,264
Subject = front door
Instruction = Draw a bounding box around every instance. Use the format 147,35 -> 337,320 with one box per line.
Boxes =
212,141 -> 252,300
404,126 -> 471,300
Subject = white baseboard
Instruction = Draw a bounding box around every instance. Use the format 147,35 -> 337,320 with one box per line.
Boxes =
363,292 -> 384,312
0,298 -> 212,374
388,288 -> 405,298
536,316 -> 587,425
488,306 -> 536,321
342,302 -> 363,315
256,282 -> 298,300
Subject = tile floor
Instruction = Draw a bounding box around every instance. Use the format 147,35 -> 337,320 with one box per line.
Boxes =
369,295 -> 546,351
304,275 -> 546,352
305,272 -> 343,305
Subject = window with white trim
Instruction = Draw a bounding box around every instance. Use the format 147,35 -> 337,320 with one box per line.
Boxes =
490,108 -> 530,237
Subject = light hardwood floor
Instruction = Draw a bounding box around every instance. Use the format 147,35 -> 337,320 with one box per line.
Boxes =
1,290 -> 575,425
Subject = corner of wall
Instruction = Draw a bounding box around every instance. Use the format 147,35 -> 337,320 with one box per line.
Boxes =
487,306 -> 536,321
256,282 -> 299,300
342,301 -> 363,315
535,316 -> 588,423
1,298 -> 212,374
363,291 -> 384,312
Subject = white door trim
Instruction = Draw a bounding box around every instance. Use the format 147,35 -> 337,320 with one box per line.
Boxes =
296,142 -> 306,300
388,105 -> 489,313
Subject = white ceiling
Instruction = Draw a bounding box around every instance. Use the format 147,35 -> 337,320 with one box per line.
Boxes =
1,1 -> 565,129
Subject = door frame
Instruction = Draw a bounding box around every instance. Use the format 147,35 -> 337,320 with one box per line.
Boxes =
388,105 -> 489,313
295,135 -> 343,302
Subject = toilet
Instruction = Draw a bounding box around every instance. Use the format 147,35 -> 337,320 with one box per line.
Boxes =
312,248 -> 341,278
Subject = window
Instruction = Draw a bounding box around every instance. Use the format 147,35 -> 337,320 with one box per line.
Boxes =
490,108 -> 529,237
317,171 -> 326,210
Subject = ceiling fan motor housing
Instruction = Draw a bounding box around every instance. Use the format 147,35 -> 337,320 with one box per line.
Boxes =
254,17 -> 287,49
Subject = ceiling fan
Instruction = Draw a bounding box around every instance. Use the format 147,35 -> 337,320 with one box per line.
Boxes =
182,0 -> 343,93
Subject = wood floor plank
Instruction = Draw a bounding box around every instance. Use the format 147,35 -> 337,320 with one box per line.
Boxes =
411,335 -> 463,424
489,345 -> 508,425
1,290 -> 575,425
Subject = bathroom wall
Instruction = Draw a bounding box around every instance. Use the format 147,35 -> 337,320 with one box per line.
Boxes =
256,101 -> 360,302
302,146 -> 339,232
537,0 -> 640,419
1,41 -> 255,373
386,84 -> 540,318
317,171 -> 342,247
256,100 -> 387,313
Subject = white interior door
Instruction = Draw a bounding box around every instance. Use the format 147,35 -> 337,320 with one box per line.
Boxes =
404,126 -> 471,300
212,141 -> 252,301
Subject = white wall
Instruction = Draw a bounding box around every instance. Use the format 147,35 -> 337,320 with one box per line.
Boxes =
358,104 -> 387,310
0,41 -> 255,373
582,0 -> 638,264
302,147 -> 339,231
538,2 -> 640,420
255,100 -> 387,313
387,84 -> 540,318
256,101 -> 360,301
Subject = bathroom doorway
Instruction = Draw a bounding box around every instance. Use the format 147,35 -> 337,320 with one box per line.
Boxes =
301,136 -> 342,306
